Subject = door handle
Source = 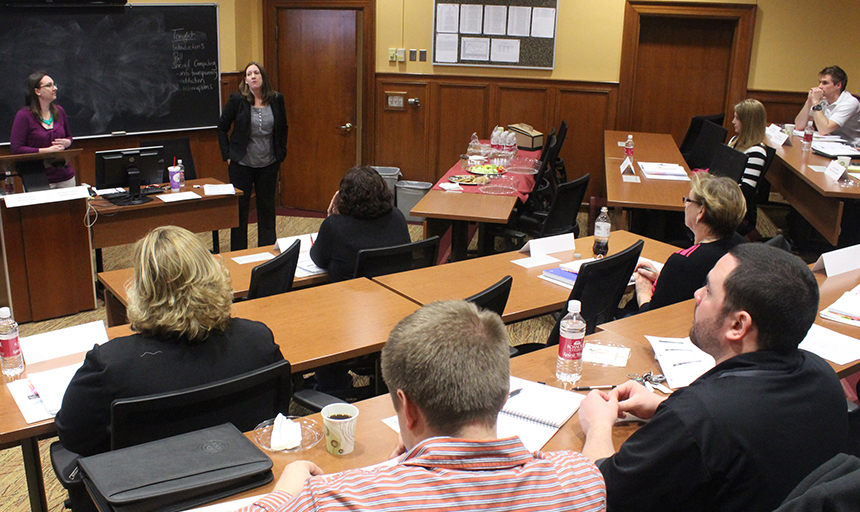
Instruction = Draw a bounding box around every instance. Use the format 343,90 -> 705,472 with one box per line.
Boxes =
339,122 -> 354,132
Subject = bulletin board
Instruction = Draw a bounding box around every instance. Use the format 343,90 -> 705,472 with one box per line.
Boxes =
432,0 -> 557,69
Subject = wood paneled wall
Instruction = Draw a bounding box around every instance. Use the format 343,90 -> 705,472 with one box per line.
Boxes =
374,74 -> 619,201
747,90 -> 807,126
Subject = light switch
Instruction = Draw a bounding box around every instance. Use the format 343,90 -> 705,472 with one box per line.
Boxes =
388,48 -> 397,62
396,49 -> 406,62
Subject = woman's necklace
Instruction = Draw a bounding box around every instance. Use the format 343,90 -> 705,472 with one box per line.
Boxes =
41,114 -> 53,126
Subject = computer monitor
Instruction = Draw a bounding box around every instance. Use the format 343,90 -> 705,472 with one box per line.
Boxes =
95,146 -> 165,204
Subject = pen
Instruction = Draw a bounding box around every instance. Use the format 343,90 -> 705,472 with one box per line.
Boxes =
507,388 -> 523,398
572,385 -> 616,391
309,235 -> 314,246
673,360 -> 702,366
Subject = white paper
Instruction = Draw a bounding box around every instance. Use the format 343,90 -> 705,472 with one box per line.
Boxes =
296,253 -> 326,276
21,320 -> 108,365
528,233 -> 575,257
483,5 -> 507,35
435,3 -> 459,33
382,415 -> 400,433
95,187 -> 125,195
27,364 -> 81,415
644,335 -> 716,389
3,185 -> 90,208
812,243 -> 860,277
461,37 -> 490,60
507,6 -> 531,36
459,4 -> 483,34
438,182 -> 463,191
232,252 -> 275,265
498,376 -> 584,451
187,495 -> 263,512
799,324 -> 860,365
6,379 -> 52,424
809,165 -> 829,173
622,175 -> 641,183
490,38 -> 520,63
560,257 -> 596,273
638,162 -> 691,181
157,191 -> 200,203
530,7 -> 555,38
276,233 -> 317,254
435,33 -> 459,62
812,141 -> 860,158
203,184 -> 236,196
511,254 -> 559,269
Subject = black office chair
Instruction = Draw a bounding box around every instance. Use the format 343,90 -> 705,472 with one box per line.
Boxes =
517,173 -> 590,238
243,240 -> 301,300
708,144 -> 748,183
679,113 -> 726,156
353,236 -> 440,279
51,359 -> 313,511
549,120 -> 569,186
683,120 -> 728,170
512,240 -> 644,356
465,276 -> 517,357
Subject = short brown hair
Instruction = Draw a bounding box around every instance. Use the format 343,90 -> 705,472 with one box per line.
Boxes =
691,172 -> 746,238
336,165 -> 394,219
820,66 -> 848,93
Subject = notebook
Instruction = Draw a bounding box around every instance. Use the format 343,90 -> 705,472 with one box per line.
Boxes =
496,376 -> 585,452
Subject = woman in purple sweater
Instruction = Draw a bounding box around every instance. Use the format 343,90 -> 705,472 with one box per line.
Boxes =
10,72 -> 76,188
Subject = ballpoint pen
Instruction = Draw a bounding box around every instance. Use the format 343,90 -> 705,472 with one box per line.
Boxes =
572,385 -> 616,391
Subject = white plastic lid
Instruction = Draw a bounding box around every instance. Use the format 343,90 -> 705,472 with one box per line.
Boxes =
567,300 -> 581,313
178,159 -> 183,164
0,307 -> 10,318
627,134 -> 633,139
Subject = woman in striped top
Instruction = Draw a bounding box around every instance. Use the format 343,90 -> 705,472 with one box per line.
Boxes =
728,99 -> 768,190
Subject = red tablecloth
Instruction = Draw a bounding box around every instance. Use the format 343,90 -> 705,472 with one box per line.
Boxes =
432,148 -> 542,202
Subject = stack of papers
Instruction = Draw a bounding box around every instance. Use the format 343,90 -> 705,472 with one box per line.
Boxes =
811,142 -> 860,158
638,162 -> 690,181
793,130 -> 845,142
820,283 -> 860,326
496,376 -> 585,451
799,324 -> 860,366
274,233 -> 326,277
644,335 -> 715,389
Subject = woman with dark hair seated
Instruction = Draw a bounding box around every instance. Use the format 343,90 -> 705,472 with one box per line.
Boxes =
56,226 -> 283,458
310,165 -> 411,282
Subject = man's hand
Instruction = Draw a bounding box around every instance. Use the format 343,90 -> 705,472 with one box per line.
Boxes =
809,87 -> 825,105
611,380 -> 667,420
273,460 -> 324,496
579,390 -> 619,462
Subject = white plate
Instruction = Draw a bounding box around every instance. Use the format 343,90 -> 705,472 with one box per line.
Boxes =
253,416 -> 324,452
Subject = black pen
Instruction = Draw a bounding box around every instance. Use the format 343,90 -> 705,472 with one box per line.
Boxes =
572,385 -> 616,391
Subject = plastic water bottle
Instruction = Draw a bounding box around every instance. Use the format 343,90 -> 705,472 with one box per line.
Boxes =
624,134 -> 634,157
4,172 -> 14,195
802,121 -> 814,152
593,207 -> 610,257
556,300 -> 586,384
0,307 -> 23,377
177,159 -> 186,188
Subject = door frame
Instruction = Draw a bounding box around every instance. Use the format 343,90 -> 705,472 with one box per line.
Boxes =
616,1 -> 756,130
263,0 -> 376,164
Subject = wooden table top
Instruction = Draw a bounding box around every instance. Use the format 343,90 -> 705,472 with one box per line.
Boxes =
410,189 -> 517,224
88,177 -> 237,213
767,133 -> 860,199
604,130 -> 692,212
98,246 -> 328,306
374,230 -> 681,323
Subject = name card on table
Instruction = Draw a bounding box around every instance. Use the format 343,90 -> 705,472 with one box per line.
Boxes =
824,159 -> 849,181
3,185 -> 90,208
620,157 -> 635,175
812,243 -> 860,277
765,124 -> 789,146
519,233 -> 575,257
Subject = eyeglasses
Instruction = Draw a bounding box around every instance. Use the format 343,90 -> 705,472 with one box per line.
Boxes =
38,82 -> 57,89
682,196 -> 702,206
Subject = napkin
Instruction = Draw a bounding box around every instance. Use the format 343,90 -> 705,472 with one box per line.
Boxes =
439,182 -> 463,191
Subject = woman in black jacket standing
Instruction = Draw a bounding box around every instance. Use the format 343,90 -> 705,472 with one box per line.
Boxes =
218,62 -> 288,250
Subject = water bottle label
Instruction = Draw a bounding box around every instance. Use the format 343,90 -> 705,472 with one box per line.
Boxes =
558,333 -> 584,361
595,223 -> 610,238
0,334 -> 21,358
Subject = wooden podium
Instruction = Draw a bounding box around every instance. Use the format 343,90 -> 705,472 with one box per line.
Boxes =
0,150 -> 96,323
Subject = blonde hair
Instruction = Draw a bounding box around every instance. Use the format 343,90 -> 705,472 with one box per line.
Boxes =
126,226 -> 233,342
729,99 -> 767,152
691,172 -> 746,238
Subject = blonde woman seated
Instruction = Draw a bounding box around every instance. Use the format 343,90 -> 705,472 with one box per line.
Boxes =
56,226 -> 283,457
633,173 -> 746,313
729,98 -> 768,234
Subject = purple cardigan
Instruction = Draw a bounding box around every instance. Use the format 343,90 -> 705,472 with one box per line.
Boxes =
10,106 -> 75,183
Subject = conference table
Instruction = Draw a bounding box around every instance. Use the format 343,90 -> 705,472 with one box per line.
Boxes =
98,245 -> 329,327
763,133 -> 860,246
374,230 -> 681,323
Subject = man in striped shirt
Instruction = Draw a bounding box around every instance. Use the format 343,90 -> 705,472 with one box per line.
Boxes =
241,301 -> 606,512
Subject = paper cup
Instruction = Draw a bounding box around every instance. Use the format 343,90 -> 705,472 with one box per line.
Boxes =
836,156 -> 852,168
784,123 -> 795,136
321,403 -> 359,455
168,166 -> 181,191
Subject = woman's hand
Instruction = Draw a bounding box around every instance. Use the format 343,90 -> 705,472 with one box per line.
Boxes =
634,271 -> 655,306
39,145 -> 64,154
327,191 -> 339,216
53,138 -> 71,149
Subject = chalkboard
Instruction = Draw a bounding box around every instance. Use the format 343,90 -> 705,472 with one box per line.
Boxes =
0,3 -> 220,144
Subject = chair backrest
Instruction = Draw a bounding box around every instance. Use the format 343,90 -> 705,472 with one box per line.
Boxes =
763,234 -> 791,252
684,120 -> 729,170
539,173 -> 590,237
530,133 -> 557,197
246,239 -> 301,300
110,359 -> 292,451
547,240 -> 644,343
708,144 -> 748,183
148,137 -> 197,181
760,145 -> 777,184
679,113 -> 726,154
465,275 -> 513,317
353,236 -> 440,279
549,120 -> 569,186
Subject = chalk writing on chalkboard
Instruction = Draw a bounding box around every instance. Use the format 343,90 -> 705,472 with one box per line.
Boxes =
0,4 -> 221,144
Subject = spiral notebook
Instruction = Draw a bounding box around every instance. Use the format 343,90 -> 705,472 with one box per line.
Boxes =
496,376 -> 585,452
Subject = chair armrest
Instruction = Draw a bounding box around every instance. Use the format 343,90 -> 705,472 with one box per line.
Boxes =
50,441 -> 82,488
292,389 -> 344,413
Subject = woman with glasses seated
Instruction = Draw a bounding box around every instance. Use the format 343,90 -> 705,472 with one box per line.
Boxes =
632,173 -> 746,313
9,72 -> 76,188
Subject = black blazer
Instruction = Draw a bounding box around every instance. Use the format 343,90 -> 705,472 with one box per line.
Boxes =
217,92 -> 288,164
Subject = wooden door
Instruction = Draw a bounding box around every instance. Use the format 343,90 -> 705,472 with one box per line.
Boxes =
276,9 -> 360,211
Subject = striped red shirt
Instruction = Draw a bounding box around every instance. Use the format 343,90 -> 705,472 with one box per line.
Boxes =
240,436 -> 605,512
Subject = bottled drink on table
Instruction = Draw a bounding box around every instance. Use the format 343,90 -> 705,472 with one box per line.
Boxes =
593,206 -> 610,257
802,120 -> 814,152
4,171 -> 14,195
556,300 -> 586,384
0,307 -> 23,377
177,159 -> 186,188
624,134 -> 634,157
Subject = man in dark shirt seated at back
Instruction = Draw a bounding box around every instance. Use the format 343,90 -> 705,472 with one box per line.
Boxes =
240,301 -> 606,512
578,243 -> 848,512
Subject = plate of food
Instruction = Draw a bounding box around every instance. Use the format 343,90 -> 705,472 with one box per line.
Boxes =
468,164 -> 506,175
449,174 -> 490,185
254,414 -> 324,452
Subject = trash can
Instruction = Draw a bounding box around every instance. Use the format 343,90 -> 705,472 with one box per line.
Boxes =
396,181 -> 432,222
371,166 -> 401,200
